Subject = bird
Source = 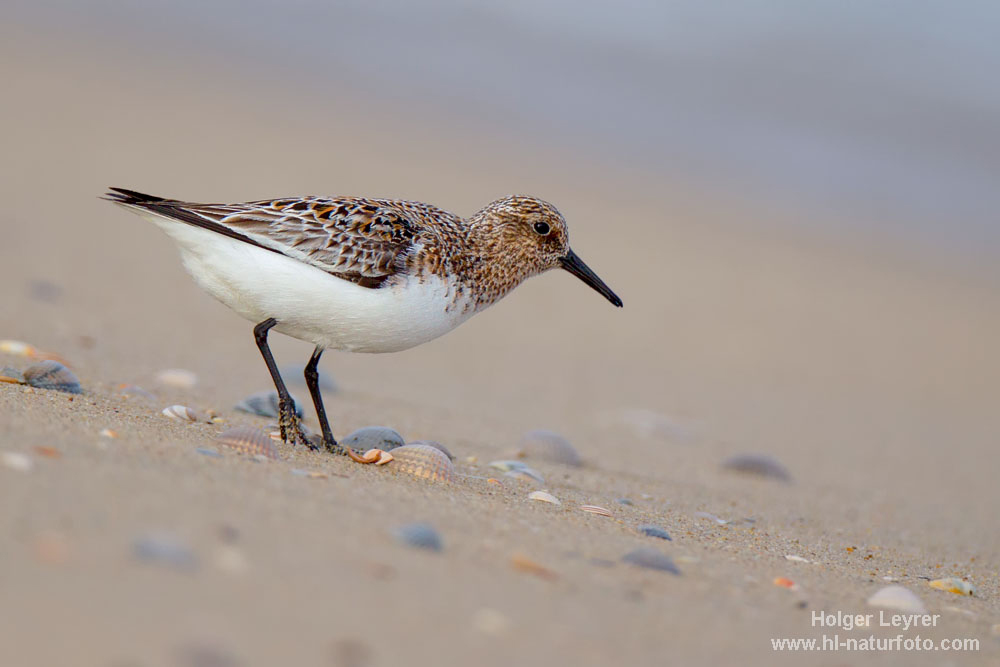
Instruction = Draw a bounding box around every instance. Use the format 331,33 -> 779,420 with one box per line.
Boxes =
105,187 -> 622,456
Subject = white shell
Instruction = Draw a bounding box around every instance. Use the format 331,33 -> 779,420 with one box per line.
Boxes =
527,490 -> 561,505
579,505 -> 612,517
162,405 -> 202,422
928,578 -> 975,596
867,586 -> 927,614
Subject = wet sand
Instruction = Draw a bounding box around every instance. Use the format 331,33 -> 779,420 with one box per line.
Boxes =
1,33 -> 998,666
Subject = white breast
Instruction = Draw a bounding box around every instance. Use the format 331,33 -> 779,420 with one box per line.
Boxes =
145,215 -> 476,353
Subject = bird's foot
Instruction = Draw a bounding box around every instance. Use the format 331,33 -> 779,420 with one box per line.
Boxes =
278,400 -> 315,450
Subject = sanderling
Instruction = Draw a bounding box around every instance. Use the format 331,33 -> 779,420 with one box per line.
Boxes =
105,187 -> 622,455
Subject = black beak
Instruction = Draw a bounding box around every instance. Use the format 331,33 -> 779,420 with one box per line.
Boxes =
559,249 -> 623,307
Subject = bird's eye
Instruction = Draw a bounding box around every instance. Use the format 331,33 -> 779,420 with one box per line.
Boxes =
533,221 -> 551,235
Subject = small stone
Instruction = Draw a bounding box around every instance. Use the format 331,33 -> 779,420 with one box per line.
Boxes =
99,428 -> 119,438
133,534 -> 198,571
637,525 -> 672,541
516,429 -> 582,466
393,523 -> 442,552
23,360 -> 82,394
616,498 -> 634,506
867,585 -> 926,614
721,454 -> 792,482
341,426 -> 405,452
1,451 -> 33,472
693,511 -> 730,525
622,547 -> 680,574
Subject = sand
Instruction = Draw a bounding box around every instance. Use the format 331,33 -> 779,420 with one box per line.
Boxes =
1,32 -> 998,666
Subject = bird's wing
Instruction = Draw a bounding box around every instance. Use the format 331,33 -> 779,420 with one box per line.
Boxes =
106,188 -> 418,288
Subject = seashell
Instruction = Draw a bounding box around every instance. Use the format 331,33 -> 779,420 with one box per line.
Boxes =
350,448 -> 394,464
393,522 -> 442,552
0,339 -> 66,363
638,524 -> 672,541
99,428 -> 119,438
867,585 -> 927,614
622,547 -> 680,574
785,555 -> 810,563
0,366 -> 25,384
693,511 -> 730,525
341,426 -> 405,452
405,439 -> 454,461
580,505 -> 612,517
155,368 -> 198,389
721,454 -> 792,482
215,426 -> 281,460
22,360 -> 82,394
527,490 -> 561,505
385,444 -> 454,482
162,405 -> 204,422
503,468 -> 545,485
516,430 -> 582,466
928,577 -> 975,596
290,468 -> 329,478
1,451 -> 33,472
234,391 -> 302,419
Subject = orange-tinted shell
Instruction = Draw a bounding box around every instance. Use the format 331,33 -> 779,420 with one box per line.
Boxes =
215,426 -> 281,460
386,444 -> 454,482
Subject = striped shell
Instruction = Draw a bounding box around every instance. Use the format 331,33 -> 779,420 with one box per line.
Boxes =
579,505 -> 612,517
215,426 -> 281,460
22,360 -> 82,394
386,444 -> 454,482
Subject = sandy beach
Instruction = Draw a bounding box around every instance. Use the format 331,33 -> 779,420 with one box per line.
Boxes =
1,25 -> 999,667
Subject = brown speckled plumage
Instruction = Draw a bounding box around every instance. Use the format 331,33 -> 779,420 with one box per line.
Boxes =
105,189 -> 588,311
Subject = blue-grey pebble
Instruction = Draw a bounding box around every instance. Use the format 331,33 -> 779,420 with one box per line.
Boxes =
234,391 -> 303,419
393,523 -> 443,552
23,360 -> 82,394
637,524 -> 672,541
341,426 -> 406,452
622,547 -> 680,574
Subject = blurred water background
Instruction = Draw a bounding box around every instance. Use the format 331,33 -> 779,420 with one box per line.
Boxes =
8,0 -> 1000,270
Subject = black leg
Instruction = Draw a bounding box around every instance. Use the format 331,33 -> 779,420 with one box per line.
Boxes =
303,346 -> 343,455
253,318 -> 312,449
